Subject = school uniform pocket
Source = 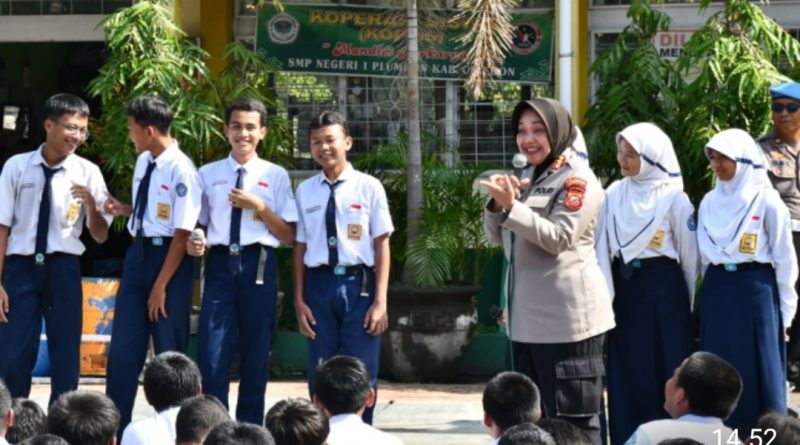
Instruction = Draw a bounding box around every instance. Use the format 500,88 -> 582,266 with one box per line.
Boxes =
554,356 -> 605,417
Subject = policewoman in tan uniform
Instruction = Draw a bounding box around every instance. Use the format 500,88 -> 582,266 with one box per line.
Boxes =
757,81 -> 800,384
481,98 -> 615,445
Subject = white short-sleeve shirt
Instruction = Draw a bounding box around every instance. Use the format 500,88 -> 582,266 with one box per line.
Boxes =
198,155 -> 298,247
128,142 -> 201,237
120,406 -> 180,445
295,165 -> 393,267
0,144 -> 112,256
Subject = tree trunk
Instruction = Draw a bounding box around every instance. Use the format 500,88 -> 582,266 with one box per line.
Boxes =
405,0 -> 422,284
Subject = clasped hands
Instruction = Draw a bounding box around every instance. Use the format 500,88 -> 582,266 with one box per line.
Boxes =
479,174 -> 531,212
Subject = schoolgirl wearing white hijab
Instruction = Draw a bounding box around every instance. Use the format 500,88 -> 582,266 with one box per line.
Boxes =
596,123 -> 698,445
697,128 -> 798,434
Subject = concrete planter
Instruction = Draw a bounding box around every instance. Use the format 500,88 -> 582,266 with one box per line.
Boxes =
380,284 -> 480,382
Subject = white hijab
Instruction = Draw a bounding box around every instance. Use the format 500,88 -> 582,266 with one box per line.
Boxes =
699,128 -> 771,252
605,123 -> 683,262
573,125 -> 590,165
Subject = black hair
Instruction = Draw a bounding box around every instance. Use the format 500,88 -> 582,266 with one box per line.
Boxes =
483,371 -> 541,432
750,412 -> 800,445
657,440 -> 704,445
225,97 -> 268,127
677,351 -> 742,420
307,111 -> 349,137
42,93 -> 90,123
143,351 -> 201,412
17,434 -> 70,445
6,398 -> 47,443
204,421 -> 276,445
47,390 -> 120,445
175,394 -> 230,443
264,398 -> 329,445
313,355 -> 371,416
0,379 -> 10,435
125,95 -> 173,134
536,418 -> 592,445
497,422 -> 556,445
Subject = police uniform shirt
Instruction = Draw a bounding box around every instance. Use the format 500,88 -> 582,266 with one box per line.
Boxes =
596,192 -> 699,303
198,155 -> 298,247
128,142 -> 201,237
0,144 -> 112,256
758,130 -> 800,221
698,188 -> 798,326
295,164 -> 394,267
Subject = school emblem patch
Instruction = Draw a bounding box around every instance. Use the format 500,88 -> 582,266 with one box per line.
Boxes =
347,224 -> 363,240
687,213 -> 697,231
649,229 -> 665,249
176,183 -> 188,197
157,203 -> 171,221
563,177 -> 587,211
739,233 -> 757,254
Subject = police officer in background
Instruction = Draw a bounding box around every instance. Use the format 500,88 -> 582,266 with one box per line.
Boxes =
757,81 -> 800,385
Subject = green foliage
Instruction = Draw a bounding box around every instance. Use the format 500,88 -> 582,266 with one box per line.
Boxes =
584,0 -> 800,205
87,1 -> 293,207
356,133 -> 499,287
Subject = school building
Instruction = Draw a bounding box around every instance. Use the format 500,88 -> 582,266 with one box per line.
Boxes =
1,0 -> 799,168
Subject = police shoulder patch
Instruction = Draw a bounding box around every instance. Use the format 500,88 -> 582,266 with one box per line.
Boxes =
563,177 -> 587,211
687,213 -> 697,231
176,182 -> 188,197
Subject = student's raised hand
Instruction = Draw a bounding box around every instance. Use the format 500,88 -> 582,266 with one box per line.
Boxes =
480,174 -> 528,211
71,182 -> 96,208
295,300 -> 317,339
229,189 -> 265,211
364,301 -> 388,336
103,191 -> 129,217
0,285 -> 9,323
147,283 -> 168,322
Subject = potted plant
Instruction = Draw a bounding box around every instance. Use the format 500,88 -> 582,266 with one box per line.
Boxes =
357,135 -> 499,382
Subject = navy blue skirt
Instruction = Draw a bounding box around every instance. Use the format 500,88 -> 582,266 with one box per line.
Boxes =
607,256 -> 696,445
700,264 -> 786,434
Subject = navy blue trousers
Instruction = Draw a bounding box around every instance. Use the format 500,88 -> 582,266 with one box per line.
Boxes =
607,257 -> 696,445
304,266 -> 380,425
0,254 -> 82,406
105,239 -> 193,433
700,264 -> 786,434
198,245 -> 277,425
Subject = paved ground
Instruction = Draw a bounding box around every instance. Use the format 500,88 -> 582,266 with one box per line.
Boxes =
29,379 -> 488,445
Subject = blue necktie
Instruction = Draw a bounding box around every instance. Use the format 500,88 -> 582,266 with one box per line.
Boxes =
130,161 -> 157,236
229,167 -> 244,275
34,164 -> 61,265
326,181 -> 341,267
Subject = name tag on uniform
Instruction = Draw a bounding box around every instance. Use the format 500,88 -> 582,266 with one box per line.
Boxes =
66,202 -> 81,224
648,229 -> 665,249
157,203 -> 171,221
348,224 -> 363,240
739,233 -> 757,254
305,205 -> 321,214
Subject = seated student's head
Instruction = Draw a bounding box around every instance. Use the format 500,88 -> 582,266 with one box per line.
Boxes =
17,434 -> 70,445
144,351 -> 201,413
6,398 -> 46,443
536,418 -> 591,445
175,394 -> 230,445
204,421 -> 275,445
47,390 -> 120,445
482,371 -> 541,438
663,351 -> 742,420
0,379 -> 12,439
312,355 -> 373,418
125,95 -> 173,152
264,398 -> 328,445
745,412 -> 800,445
657,440 -> 704,445
497,422 -> 555,445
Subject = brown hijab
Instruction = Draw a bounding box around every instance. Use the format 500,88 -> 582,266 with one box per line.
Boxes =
511,98 -> 578,180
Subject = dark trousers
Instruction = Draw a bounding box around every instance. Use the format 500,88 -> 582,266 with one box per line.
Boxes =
304,266 -> 380,425
788,232 -> 800,383
198,245 -> 277,425
106,239 -> 193,433
513,334 -> 606,445
0,254 -> 82,406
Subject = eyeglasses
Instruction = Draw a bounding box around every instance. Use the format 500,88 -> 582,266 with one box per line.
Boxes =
771,103 -> 800,114
55,121 -> 90,139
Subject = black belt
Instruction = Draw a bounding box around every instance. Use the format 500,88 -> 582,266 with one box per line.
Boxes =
309,265 -> 368,276
614,256 -> 676,269
210,244 -> 266,255
711,262 -> 772,272
136,236 -> 173,246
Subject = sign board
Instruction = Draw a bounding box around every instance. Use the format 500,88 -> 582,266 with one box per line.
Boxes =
653,30 -> 693,60
256,5 -> 554,83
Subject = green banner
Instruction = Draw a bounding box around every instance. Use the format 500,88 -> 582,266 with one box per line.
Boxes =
256,5 -> 553,83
